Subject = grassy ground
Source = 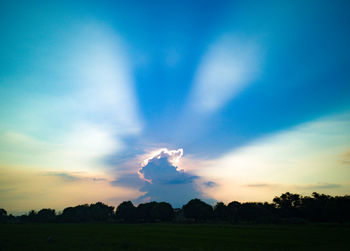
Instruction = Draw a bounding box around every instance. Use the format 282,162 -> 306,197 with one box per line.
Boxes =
0,223 -> 349,250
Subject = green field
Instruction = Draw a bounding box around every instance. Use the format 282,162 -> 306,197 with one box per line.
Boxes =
0,223 -> 349,250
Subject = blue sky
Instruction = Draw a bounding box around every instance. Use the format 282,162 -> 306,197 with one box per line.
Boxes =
1,0 -> 350,212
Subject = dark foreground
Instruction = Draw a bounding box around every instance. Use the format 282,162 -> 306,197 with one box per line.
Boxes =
0,223 -> 349,250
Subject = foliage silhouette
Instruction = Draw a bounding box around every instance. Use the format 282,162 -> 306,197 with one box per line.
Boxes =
213,202 -> 228,221
183,198 -> 213,222
0,208 -> 6,217
116,201 -> 136,222
1,192 -> 349,224
90,202 -> 114,221
0,208 -> 7,223
135,201 -> 174,222
37,208 -> 56,222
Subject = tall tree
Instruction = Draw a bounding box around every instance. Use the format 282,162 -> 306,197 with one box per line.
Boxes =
183,199 -> 213,222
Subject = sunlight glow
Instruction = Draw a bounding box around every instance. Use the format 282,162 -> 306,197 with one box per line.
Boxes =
142,148 -> 184,167
195,112 -> 350,202
138,148 -> 184,183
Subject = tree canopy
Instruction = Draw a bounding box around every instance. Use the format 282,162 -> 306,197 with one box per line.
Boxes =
1,192 -> 349,224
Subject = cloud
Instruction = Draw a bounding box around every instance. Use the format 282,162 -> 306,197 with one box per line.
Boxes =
245,183 -> 273,188
69,23 -> 142,134
0,166 -> 141,214
135,148 -> 213,207
0,23 -> 142,174
203,181 -> 218,188
298,183 -> 342,190
0,124 -> 120,172
45,172 -> 80,182
44,172 -> 110,183
195,112 -> 350,203
245,182 -> 342,190
138,148 -> 194,184
190,35 -> 261,113
339,150 -> 350,165
92,177 -> 107,182
111,173 -> 145,188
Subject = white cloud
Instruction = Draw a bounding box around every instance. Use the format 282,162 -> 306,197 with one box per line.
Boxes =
190,35 -> 261,113
67,23 -> 142,134
187,112 -> 350,202
0,166 -> 141,214
141,148 -> 183,167
132,148 -> 214,207
0,22 -> 142,174
0,124 -> 120,172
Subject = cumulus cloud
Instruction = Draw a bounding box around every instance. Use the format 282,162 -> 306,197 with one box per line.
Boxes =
135,148 -> 213,207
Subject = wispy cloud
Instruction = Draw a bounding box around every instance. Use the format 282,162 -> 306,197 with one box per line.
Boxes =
297,183 -> 342,190
191,112 -> 350,202
0,23 -> 142,173
339,150 -> 350,165
244,182 -> 342,190
0,166 -> 141,214
190,35 -> 261,113
69,23 -> 142,134
45,172 -> 80,182
203,181 -> 218,188
111,173 -> 145,188
0,23 -> 146,214
245,183 -> 274,188
0,124 -> 119,172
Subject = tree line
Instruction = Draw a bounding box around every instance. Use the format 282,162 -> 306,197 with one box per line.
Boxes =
1,192 -> 349,224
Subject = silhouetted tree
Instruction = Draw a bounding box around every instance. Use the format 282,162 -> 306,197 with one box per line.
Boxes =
61,204 -> 91,222
156,202 -> 174,221
0,208 -> 6,217
239,203 -> 274,223
3,192 -> 349,224
0,208 -> 7,223
273,192 -> 301,218
26,210 -> 37,222
214,202 -> 228,221
136,202 -> 174,222
299,192 -> 350,222
334,195 -> 350,222
37,208 -> 56,222
90,202 -> 114,221
227,201 -> 241,223
116,201 -> 136,222
183,199 -> 213,222
225,201 -> 277,223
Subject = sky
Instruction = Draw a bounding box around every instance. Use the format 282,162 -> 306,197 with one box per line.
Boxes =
1,0 -> 350,214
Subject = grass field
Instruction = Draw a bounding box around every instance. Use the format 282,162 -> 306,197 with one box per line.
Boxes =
0,223 -> 349,250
